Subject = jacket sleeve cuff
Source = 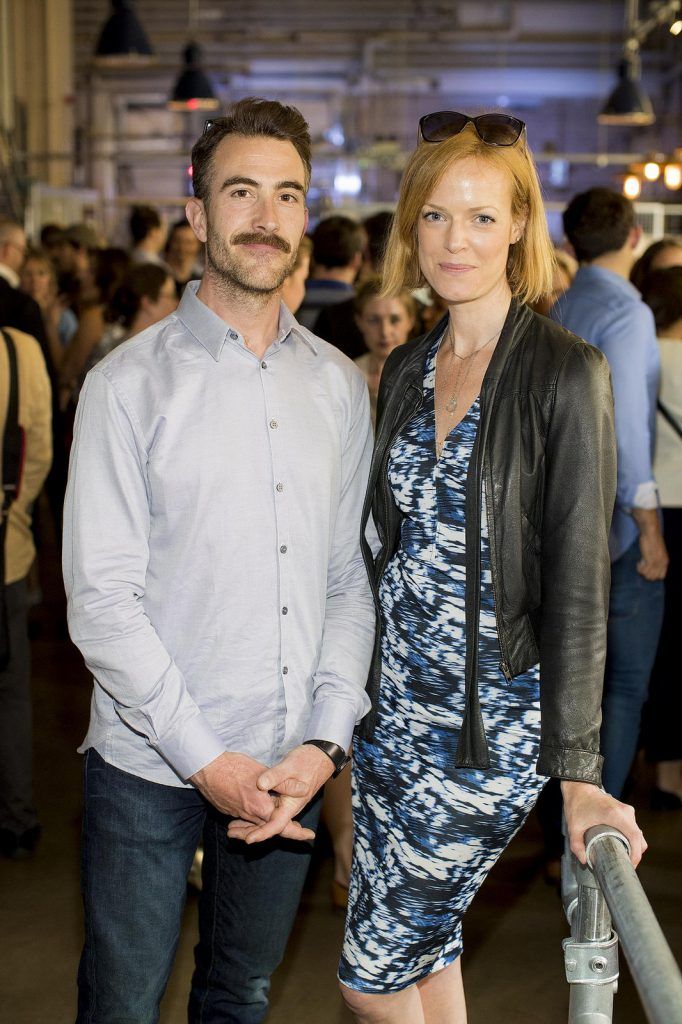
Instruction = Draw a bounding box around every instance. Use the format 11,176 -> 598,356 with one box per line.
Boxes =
536,744 -> 603,786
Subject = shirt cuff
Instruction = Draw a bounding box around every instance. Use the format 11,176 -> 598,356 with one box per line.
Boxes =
303,696 -> 362,754
157,712 -> 226,781
628,480 -> 659,511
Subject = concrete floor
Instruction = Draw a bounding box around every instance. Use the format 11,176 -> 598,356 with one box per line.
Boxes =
1,529 -> 680,1023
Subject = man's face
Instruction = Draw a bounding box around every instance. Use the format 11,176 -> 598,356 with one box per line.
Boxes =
167,225 -> 201,263
186,134 -> 308,297
1,228 -> 27,274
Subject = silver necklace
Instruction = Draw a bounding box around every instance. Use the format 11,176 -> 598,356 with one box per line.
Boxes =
444,325 -> 501,413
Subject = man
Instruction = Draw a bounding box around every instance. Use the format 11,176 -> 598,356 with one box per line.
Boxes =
0,326 -> 52,859
63,97 -> 374,1023
314,210 -> 395,358
551,187 -> 668,798
164,216 -> 205,294
0,219 -> 49,358
296,214 -> 366,341
129,203 -> 169,266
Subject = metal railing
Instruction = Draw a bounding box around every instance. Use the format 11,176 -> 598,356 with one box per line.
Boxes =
561,821 -> 682,1024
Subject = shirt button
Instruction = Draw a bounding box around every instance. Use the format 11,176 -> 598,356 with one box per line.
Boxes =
280,545 -> 287,554
282,666 -> 289,675
282,606 -> 288,615
276,482 -> 284,492
261,361 -> 267,369
269,419 -> 278,430
228,330 -> 238,340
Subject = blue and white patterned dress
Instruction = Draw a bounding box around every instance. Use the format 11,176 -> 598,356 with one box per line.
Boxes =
339,333 -> 547,993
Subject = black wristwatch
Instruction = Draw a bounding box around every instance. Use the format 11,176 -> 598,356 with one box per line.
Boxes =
303,739 -> 351,778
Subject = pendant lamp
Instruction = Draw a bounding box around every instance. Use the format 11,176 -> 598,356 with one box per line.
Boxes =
94,0 -> 155,66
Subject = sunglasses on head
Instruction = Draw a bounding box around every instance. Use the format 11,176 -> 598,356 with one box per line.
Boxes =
418,111 -> 526,147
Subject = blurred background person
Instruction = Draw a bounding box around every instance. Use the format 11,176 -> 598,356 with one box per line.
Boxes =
314,211 -> 396,356
631,236 -> 682,292
20,250 -> 78,371
281,235 -> 312,315
0,220 -> 50,368
353,277 -> 417,425
54,223 -> 99,309
297,214 -> 366,338
0,325 -> 52,860
531,247 -> 577,316
164,217 -> 204,296
58,248 -> 131,411
87,264 -> 178,372
38,224 -> 66,265
129,204 -> 168,267
640,266 -> 682,810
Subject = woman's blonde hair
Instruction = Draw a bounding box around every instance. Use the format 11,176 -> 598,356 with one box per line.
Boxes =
382,124 -> 555,305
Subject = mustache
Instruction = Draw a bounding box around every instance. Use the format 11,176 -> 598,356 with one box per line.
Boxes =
232,232 -> 291,254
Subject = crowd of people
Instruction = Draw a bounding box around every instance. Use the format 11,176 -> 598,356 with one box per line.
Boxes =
0,95 -> 680,1023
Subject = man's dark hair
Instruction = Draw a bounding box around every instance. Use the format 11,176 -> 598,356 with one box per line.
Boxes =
640,266 -> 682,331
562,188 -> 635,263
129,204 -> 162,245
312,215 -> 366,270
191,97 -> 312,205
362,210 -> 394,271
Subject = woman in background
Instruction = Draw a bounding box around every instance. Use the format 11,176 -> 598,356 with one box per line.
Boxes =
631,236 -> 682,292
640,266 -> 682,809
354,278 -> 417,426
20,249 -> 78,370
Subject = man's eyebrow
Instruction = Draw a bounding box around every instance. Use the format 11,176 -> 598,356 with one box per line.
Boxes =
218,176 -> 306,194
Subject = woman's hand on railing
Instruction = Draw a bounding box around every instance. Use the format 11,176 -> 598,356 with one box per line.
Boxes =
560,780 -> 648,868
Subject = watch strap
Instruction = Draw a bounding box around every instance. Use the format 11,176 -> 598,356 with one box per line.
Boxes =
303,739 -> 350,777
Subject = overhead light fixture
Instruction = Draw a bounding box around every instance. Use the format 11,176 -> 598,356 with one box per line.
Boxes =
664,162 -> 682,189
94,0 -> 155,66
598,59 -> 655,126
168,43 -> 219,111
643,158 -> 661,181
671,18 -> 682,34
623,173 -> 642,199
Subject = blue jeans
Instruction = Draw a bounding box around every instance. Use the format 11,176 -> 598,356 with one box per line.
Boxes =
77,749 -> 321,1024
600,540 -> 664,798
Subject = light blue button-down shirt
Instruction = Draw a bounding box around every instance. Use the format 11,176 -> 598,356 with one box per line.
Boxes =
63,281 -> 375,787
550,265 -> 660,562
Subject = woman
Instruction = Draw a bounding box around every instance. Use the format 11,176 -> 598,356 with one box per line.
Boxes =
58,247 -> 131,409
88,263 -> 178,371
354,278 -> 417,426
20,249 -> 78,370
338,111 -> 646,1023
631,235 -> 682,292
281,235 -> 312,314
640,267 -> 682,809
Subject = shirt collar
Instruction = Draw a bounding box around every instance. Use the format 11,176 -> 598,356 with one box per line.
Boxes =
176,280 -> 318,360
0,262 -> 19,288
574,263 -> 641,301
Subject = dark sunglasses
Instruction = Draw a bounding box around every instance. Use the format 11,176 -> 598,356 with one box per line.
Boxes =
418,111 -> 525,147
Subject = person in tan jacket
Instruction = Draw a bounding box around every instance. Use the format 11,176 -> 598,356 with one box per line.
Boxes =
0,326 -> 52,859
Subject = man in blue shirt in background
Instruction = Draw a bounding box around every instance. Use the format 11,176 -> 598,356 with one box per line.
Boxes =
551,187 -> 668,799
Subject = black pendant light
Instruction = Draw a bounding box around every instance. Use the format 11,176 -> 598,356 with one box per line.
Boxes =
598,59 -> 655,126
94,0 -> 155,66
168,42 -> 219,111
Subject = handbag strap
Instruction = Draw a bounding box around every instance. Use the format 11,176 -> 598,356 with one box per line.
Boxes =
0,327 -> 22,668
658,398 -> 682,442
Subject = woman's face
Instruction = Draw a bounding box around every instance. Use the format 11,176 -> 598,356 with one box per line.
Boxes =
356,296 -> 414,360
20,258 -> 54,304
141,276 -> 178,325
417,156 -> 523,309
281,252 -> 310,314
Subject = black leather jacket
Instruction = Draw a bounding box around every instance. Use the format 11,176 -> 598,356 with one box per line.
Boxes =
357,300 -> 617,785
